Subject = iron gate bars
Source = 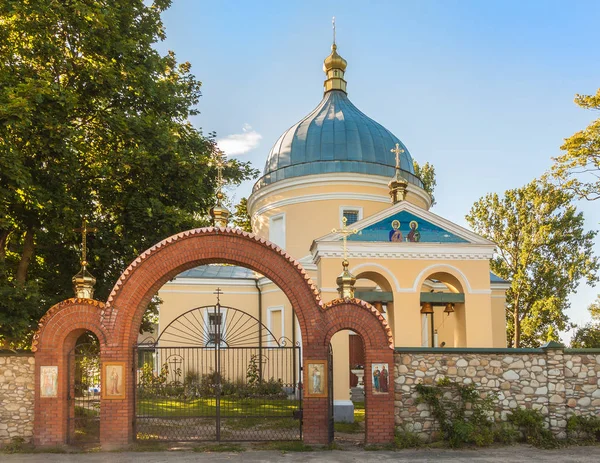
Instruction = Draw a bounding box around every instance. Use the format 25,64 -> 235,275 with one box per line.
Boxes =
134,305 -> 302,442
67,342 -> 101,445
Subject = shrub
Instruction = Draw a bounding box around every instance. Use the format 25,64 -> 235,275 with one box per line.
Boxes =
415,377 -> 495,448
566,414 -> 600,443
507,407 -> 559,449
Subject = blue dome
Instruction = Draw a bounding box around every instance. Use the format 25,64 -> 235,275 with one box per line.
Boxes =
256,90 -> 421,189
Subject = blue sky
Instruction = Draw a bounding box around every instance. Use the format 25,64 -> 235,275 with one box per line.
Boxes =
155,0 -> 600,336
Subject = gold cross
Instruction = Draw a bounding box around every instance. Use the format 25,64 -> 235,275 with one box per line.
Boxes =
332,216 -> 358,262
332,16 -> 336,45
214,287 -> 223,304
390,143 -> 405,169
214,149 -> 226,194
74,218 -> 97,267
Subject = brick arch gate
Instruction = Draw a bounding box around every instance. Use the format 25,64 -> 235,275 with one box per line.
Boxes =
33,228 -> 394,447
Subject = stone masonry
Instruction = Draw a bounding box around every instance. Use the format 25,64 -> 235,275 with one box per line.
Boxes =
0,353 -> 35,445
394,346 -> 600,440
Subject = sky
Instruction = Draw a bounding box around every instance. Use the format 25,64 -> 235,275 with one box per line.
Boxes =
153,0 -> 600,337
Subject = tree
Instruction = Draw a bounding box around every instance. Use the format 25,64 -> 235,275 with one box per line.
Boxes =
466,178 -> 598,348
232,197 -> 252,232
413,160 -> 437,206
571,296 -> 600,348
552,89 -> 600,201
0,0 -> 258,346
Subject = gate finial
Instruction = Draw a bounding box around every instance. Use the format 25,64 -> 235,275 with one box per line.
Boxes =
210,150 -> 231,228
72,217 -> 97,299
332,216 -> 358,299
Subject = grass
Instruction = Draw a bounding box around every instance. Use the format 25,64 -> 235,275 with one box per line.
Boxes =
254,441 -> 313,452
334,401 -> 365,434
137,397 -> 299,418
192,443 -> 245,452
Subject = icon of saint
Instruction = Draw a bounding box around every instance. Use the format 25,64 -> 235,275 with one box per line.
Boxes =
389,220 -> 403,242
380,366 -> 389,392
110,367 -> 120,395
312,366 -> 322,394
407,221 -> 421,242
373,366 -> 380,392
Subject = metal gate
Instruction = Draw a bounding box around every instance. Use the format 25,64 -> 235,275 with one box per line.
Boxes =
67,342 -> 101,445
134,302 -> 302,442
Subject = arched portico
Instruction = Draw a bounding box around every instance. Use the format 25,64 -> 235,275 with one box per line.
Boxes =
33,228 -> 394,447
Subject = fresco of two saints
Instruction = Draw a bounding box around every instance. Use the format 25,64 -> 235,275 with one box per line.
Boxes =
372,363 -> 389,394
389,220 -> 421,243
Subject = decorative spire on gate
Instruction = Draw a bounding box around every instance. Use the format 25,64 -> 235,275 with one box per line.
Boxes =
210,149 -> 231,228
72,218 -> 97,299
389,143 -> 408,203
332,216 -> 358,300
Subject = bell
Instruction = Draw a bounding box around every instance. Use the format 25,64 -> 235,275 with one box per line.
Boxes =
420,302 -> 433,314
444,303 -> 455,316
373,301 -> 384,313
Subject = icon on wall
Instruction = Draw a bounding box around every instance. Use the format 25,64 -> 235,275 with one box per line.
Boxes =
305,360 -> 327,398
102,362 -> 126,400
40,366 -> 58,398
372,363 -> 389,394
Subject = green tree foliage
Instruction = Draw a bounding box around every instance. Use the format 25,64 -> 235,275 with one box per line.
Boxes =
0,0 -> 258,346
232,197 -> 252,232
466,178 -> 598,347
552,89 -> 600,201
571,296 -> 600,348
413,160 -> 437,206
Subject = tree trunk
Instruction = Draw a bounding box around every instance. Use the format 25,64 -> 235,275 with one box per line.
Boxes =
15,227 -> 35,286
0,229 -> 9,262
513,307 -> 520,348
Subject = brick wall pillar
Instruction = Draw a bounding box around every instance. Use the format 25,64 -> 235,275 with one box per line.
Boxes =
544,342 -> 567,438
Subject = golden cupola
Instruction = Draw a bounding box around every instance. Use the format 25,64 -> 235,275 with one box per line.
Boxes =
323,44 -> 348,94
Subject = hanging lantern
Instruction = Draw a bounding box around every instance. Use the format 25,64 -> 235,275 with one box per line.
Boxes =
444,302 -> 455,316
420,302 -> 434,314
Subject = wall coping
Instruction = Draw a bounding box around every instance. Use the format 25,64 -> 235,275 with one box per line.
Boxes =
564,348 -> 600,353
0,350 -> 34,357
395,347 -> 545,354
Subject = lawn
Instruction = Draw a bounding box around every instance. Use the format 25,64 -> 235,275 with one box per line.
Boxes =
137,396 -> 300,418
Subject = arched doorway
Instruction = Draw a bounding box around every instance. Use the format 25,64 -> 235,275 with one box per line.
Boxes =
34,228 -> 394,447
67,332 -> 101,445
134,304 -> 302,442
418,271 -> 466,347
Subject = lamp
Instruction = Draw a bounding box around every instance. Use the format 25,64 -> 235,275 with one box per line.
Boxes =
444,303 -> 455,316
420,302 -> 433,314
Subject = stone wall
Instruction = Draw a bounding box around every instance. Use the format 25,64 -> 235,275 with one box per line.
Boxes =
394,346 -> 600,439
0,353 -> 35,446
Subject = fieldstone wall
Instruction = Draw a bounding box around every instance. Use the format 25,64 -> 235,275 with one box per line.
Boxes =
0,353 -> 35,445
394,346 -> 600,440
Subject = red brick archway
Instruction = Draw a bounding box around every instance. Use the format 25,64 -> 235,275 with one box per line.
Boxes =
33,228 -> 394,447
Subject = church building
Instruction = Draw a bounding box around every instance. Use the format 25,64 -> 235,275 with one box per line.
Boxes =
154,41 -> 509,417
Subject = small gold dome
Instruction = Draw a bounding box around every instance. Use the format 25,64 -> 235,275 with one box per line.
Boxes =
336,259 -> 356,300
72,265 -> 96,299
323,44 -> 347,73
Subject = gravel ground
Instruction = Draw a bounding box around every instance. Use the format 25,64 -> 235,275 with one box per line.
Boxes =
2,444 -> 600,463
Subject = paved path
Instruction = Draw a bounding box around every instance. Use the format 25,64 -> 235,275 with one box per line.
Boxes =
3,445 -> 600,462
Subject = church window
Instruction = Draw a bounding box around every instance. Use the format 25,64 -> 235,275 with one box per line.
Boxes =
269,213 -> 286,249
342,209 -> 361,226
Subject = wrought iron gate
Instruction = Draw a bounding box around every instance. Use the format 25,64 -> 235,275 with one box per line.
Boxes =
134,303 -> 302,442
67,342 -> 101,445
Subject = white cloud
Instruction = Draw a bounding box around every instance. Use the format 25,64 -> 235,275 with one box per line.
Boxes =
217,123 -> 262,156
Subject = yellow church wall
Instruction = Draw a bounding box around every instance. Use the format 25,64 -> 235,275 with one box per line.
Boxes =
249,176 -> 430,258
316,255 -> 502,348
491,289 -> 508,347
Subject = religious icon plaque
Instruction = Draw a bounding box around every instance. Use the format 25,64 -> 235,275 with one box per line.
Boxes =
305,360 -> 327,398
102,362 -> 126,400
371,362 -> 390,394
40,366 -> 58,398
